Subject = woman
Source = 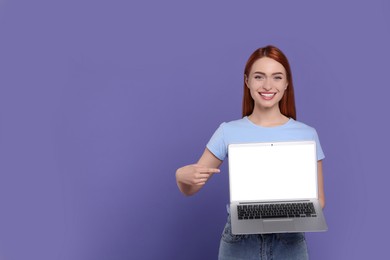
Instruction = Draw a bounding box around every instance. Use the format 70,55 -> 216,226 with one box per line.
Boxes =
176,45 -> 325,259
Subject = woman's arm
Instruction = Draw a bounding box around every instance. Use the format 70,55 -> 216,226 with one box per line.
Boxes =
176,148 -> 223,196
317,160 -> 325,209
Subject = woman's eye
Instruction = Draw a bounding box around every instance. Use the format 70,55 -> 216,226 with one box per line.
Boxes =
255,76 -> 264,80
274,76 -> 282,80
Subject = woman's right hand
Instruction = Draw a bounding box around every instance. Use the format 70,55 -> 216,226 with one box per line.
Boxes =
176,164 -> 220,186
176,148 -> 223,196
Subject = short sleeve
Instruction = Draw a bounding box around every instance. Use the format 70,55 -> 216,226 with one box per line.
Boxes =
313,129 -> 325,161
206,123 -> 228,161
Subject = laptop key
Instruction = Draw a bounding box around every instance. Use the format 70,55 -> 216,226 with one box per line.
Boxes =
261,215 -> 288,219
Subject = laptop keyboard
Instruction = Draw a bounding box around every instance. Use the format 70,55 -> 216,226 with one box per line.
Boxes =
237,202 -> 317,220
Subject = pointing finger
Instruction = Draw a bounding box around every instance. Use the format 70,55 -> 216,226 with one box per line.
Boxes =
198,167 -> 220,173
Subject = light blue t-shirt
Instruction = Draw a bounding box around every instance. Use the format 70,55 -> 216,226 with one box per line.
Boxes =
206,116 -> 325,161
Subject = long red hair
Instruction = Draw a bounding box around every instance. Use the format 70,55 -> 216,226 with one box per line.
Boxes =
242,45 -> 296,120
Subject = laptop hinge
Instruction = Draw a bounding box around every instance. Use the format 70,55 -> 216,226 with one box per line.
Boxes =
238,200 -> 311,204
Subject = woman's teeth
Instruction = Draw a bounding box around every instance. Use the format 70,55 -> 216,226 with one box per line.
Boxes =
260,93 -> 275,97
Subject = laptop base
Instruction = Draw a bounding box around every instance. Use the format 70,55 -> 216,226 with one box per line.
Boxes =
230,199 -> 328,235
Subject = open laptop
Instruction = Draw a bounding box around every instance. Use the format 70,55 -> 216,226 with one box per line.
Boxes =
228,140 -> 328,234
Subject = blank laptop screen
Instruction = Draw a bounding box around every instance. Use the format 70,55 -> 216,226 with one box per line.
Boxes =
228,141 -> 317,202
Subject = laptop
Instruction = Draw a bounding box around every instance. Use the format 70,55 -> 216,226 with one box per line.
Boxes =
228,140 -> 328,234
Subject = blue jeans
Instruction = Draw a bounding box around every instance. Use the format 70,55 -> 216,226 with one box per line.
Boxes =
218,214 -> 309,260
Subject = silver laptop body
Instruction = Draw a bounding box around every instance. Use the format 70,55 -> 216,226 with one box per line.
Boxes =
228,141 -> 328,234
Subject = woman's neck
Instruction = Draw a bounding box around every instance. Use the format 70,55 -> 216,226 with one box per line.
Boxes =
248,108 -> 289,127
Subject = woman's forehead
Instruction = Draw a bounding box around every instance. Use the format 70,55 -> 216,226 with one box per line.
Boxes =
250,57 -> 286,74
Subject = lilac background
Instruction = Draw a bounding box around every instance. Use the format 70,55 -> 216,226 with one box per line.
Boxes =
0,0 -> 389,259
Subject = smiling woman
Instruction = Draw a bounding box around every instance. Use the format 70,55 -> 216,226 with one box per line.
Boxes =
242,46 -> 296,122
245,57 -> 289,122
175,45 -> 325,260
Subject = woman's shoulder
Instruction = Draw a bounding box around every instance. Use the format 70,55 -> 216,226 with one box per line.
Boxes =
218,117 -> 250,128
289,119 -> 318,133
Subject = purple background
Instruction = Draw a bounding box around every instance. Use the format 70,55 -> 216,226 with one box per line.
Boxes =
0,0 -> 389,259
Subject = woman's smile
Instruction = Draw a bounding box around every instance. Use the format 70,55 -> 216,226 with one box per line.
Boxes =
259,92 -> 276,100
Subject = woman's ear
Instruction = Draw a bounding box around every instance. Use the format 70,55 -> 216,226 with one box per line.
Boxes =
244,74 -> 249,87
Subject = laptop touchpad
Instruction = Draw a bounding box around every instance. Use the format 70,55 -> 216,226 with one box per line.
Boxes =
263,219 -> 295,233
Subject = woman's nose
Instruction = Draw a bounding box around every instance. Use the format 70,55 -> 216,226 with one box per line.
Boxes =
262,79 -> 272,90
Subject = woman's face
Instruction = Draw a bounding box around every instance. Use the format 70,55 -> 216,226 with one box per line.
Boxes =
246,57 -> 288,111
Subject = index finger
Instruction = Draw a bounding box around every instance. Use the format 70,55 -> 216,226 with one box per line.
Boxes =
198,167 -> 220,173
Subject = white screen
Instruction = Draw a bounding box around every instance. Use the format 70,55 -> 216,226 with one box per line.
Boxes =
228,141 -> 317,202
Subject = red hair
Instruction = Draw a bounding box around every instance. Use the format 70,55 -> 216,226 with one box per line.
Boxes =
242,45 -> 296,120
